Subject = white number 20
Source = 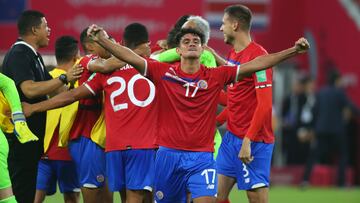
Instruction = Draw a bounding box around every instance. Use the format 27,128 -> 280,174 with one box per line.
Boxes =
107,74 -> 155,112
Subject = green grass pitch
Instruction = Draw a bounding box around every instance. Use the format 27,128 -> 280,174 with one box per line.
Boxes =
43,186 -> 360,203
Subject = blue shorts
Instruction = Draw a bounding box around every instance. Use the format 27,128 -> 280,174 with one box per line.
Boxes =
36,159 -> 80,195
154,147 -> 217,203
216,131 -> 274,190
106,149 -> 155,192
68,136 -> 106,188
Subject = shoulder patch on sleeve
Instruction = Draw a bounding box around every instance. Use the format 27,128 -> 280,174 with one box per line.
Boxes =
255,70 -> 267,82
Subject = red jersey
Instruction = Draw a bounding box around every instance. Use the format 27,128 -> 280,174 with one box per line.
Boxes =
145,60 -> 238,152
226,42 -> 274,143
84,64 -> 158,152
44,126 -> 72,160
69,55 -> 103,140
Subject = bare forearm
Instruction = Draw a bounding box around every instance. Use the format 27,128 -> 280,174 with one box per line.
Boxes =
20,79 -> 66,99
205,46 -> 227,66
89,57 -> 126,73
32,90 -> 78,113
213,51 -> 227,66
97,37 -> 145,74
237,47 -> 298,80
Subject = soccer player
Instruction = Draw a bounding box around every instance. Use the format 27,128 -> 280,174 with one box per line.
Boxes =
22,23 -> 157,203
34,36 -> 81,203
84,25 -> 309,203
152,15 -> 223,160
211,5 -> 280,203
64,27 -> 113,203
0,72 -> 38,203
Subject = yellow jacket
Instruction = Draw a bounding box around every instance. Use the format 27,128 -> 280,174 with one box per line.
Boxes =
44,68 -> 79,152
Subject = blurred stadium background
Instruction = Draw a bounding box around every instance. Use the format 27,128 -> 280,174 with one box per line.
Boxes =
1,0 -> 360,202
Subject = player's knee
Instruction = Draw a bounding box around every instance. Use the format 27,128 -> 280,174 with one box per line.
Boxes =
246,188 -> 268,203
64,192 -> 80,203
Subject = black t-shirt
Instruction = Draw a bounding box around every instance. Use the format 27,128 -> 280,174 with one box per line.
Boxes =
2,39 -> 52,139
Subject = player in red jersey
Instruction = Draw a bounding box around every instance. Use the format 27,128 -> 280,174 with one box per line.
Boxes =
82,25 -> 308,203
23,23 -> 157,203
206,5 -> 281,203
65,27 -> 114,203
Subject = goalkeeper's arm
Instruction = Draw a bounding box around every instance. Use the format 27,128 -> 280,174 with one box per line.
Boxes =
0,73 -> 38,143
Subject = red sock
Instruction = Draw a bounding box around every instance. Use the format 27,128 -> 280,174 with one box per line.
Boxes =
217,200 -> 230,203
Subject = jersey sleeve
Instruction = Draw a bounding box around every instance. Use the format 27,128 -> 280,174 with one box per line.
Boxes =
251,48 -> 273,89
0,73 -> 22,112
79,55 -> 98,70
157,48 -> 180,63
253,68 -> 273,89
212,65 -> 239,87
144,59 -> 169,84
200,50 -> 217,68
83,73 -> 105,96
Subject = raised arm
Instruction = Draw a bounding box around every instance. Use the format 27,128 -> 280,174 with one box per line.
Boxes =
236,37 -> 310,81
87,25 -> 146,75
204,45 -> 227,66
88,56 -> 126,73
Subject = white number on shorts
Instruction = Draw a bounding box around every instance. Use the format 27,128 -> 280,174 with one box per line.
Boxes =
201,169 -> 216,185
242,163 -> 250,183
107,74 -> 156,112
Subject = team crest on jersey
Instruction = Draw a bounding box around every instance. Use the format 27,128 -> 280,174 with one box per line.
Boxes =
197,80 -> 208,89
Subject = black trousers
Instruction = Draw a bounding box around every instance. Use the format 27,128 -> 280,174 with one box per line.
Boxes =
302,133 -> 348,186
6,133 -> 43,203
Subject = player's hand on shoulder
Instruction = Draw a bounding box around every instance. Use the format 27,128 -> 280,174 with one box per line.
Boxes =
66,63 -> 83,82
295,37 -> 310,54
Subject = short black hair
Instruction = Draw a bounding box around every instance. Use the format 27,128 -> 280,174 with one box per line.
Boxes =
17,10 -> 45,36
175,28 -> 205,47
167,15 -> 190,49
224,4 -> 252,30
123,23 -> 149,49
55,36 -> 79,65
80,27 -> 93,52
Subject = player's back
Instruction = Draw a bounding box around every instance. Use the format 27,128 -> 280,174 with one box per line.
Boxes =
85,64 -> 158,152
69,55 -> 102,141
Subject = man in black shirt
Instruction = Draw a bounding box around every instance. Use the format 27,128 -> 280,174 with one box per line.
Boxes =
1,10 -> 81,203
